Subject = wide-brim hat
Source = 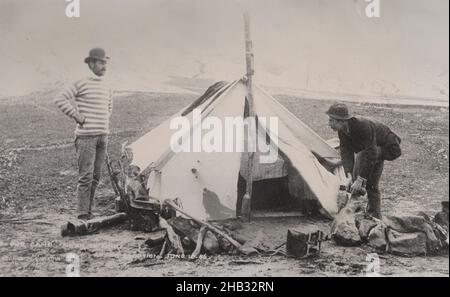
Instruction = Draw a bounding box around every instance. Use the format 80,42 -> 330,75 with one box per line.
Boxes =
84,47 -> 110,63
326,103 -> 352,120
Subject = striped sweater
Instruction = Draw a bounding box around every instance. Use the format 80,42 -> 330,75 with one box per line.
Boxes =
54,76 -> 113,136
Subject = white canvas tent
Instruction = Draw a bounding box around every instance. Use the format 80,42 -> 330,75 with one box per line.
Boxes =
126,79 -> 346,221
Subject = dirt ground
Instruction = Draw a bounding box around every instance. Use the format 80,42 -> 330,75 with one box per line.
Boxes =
0,89 -> 448,277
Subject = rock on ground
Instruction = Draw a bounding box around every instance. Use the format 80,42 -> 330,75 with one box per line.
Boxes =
331,207 -> 361,246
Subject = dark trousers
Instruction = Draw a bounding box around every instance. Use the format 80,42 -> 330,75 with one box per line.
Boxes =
75,135 -> 108,217
353,150 -> 384,219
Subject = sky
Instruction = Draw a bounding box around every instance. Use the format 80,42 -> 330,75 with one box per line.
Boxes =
0,0 -> 448,103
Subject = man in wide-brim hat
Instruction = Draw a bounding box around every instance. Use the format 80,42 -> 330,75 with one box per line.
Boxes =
54,47 -> 113,220
326,103 -> 402,219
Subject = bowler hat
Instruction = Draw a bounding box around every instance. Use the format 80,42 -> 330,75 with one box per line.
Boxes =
326,103 -> 352,120
84,48 -> 110,63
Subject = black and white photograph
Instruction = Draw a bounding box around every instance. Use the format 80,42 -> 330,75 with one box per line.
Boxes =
0,0 -> 448,281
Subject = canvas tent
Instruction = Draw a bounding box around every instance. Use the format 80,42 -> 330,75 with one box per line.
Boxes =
126,79 -> 346,221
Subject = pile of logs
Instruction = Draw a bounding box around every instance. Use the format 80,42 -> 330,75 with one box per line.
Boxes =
145,217 -> 226,258
60,198 -> 258,258
143,200 -> 257,258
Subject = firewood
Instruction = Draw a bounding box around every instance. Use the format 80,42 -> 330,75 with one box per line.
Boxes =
168,216 -> 219,254
164,199 -> 257,255
158,238 -> 168,259
159,217 -> 185,256
60,213 -> 127,237
144,229 -> 167,247
191,226 -> 207,259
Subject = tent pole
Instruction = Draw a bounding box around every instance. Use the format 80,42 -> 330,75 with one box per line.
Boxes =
241,11 -> 255,221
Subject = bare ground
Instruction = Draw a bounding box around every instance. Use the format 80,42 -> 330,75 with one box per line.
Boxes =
0,90 -> 448,276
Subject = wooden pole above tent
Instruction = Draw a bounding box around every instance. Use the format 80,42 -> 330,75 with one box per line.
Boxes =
241,11 -> 255,221
244,12 -> 255,80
